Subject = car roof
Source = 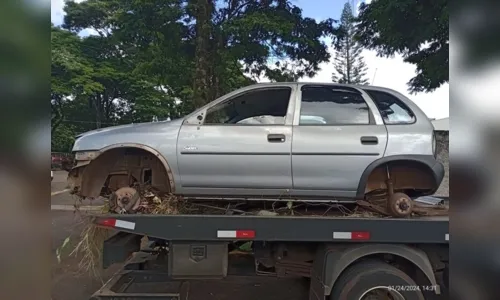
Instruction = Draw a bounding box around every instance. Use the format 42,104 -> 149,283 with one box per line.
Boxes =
247,82 -> 399,94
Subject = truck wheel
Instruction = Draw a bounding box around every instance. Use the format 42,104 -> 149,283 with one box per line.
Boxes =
330,260 -> 425,300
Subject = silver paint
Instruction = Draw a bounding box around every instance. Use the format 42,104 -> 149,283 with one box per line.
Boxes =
72,82 -> 438,199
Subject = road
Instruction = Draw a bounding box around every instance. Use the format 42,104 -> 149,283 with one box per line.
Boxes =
51,171 -> 117,300
50,171 -> 308,300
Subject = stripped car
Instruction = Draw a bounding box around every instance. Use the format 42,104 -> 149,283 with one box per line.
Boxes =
67,83 -> 444,217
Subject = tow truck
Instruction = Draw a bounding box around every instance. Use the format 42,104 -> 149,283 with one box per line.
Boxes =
89,200 -> 449,300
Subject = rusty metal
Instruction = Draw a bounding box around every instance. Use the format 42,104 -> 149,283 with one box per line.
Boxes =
98,143 -> 176,193
357,200 -> 392,216
387,192 -> 413,218
72,145 -> 175,199
110,187 -> 141,213
107,173 -> 131,191
412,202 -> 449,216
358,199 -> 448,217
365,164 -> 435,195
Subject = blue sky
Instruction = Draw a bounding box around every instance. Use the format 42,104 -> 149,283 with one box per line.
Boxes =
297,0 -> 367,22
297,0 -> 345,21
52,0 -> 352,26
51,0 -> 449,118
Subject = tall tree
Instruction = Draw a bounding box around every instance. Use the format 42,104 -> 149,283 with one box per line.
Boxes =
51,24 -> 102,134
331,2 -> 369,85
189,0 -> 215,109
356,0 -> 448,93
55,0 -> 342,146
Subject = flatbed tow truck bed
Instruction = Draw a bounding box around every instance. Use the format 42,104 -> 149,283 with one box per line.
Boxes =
90,213 -> 449,300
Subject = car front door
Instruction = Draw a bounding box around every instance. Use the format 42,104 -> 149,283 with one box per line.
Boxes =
176,84 -> 297,196
291,84 -> 388,198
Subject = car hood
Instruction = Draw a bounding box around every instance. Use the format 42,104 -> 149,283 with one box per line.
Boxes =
73,118 -> 184,152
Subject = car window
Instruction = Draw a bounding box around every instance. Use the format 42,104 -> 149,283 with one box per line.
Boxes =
204,87 -> 292,125
299,86 -> 370,125
364,90 -> 416,124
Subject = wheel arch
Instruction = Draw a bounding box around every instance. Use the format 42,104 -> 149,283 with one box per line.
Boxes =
78,143 -> 176,198
356,155 -> 443,198
322,244 -> 440,296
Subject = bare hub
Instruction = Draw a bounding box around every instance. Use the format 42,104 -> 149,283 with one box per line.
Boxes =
387,192 -> 413,218
110,187 -> 141,214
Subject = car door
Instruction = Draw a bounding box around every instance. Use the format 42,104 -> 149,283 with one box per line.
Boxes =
291,84 -> 388,198
176,83 -> 297,195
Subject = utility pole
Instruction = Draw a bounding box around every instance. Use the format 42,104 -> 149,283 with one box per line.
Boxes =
371,68 -> 378,85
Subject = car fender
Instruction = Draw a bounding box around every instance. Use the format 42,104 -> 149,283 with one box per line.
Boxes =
355,154 -> 444,198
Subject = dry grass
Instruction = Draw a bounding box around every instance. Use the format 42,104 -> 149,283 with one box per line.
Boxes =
68,218 -> 110,279
58,189 -> 187,278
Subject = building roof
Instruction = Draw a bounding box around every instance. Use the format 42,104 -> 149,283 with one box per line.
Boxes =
431,117 -> 449,131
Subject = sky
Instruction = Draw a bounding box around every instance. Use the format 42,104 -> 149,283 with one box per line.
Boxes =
51,0 -> 449,119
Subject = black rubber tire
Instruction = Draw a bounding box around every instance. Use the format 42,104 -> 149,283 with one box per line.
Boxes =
330,260 -> 425,300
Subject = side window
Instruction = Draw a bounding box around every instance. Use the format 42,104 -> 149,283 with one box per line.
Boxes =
365,90 -> 416,124
204,87 -> 292,125
299,86 -> 370,125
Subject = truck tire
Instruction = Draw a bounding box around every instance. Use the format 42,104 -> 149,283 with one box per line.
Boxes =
330,259 -> 425,300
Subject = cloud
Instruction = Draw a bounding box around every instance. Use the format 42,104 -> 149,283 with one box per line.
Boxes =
51,0 -> 89,26
254,43 -> 449,119
51,0 -> 65,25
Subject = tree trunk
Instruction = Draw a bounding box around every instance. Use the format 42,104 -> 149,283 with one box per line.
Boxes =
192,0 -> 214,109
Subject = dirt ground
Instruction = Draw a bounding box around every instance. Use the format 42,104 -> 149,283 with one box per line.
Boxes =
50,210 -> 309,300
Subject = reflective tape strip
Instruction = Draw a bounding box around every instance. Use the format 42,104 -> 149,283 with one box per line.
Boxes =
217,230 -> 255,239
333,231 -> 370,240
218,230 -> 237,238
115,220 -> 136,230
333,232 -> 352,239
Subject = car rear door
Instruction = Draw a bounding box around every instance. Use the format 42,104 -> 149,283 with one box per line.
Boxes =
291,84 -> 388,198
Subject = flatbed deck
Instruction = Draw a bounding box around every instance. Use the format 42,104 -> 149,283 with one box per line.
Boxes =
94,213 -> 449,244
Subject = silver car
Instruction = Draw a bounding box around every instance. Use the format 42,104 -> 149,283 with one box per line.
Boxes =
68,83 -> 444,216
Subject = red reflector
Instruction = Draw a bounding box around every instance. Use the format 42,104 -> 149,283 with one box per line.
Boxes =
236,230 -> 255,238
352,232 -> 370,240
99,219 -> 116,227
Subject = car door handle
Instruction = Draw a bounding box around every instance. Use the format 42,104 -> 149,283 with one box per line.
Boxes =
268,134 -> 286,143
360,136 -> 378,145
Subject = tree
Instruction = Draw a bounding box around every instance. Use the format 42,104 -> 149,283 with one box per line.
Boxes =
356,0 -> 448,93
331,2 -> 369,85
185,0 -> 341,106
53,0 -> 342,151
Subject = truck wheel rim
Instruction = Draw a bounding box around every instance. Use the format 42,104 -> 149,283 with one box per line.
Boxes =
358,286 -> 405,300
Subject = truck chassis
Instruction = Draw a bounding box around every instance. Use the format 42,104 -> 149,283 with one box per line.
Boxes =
90,213 -> 449,300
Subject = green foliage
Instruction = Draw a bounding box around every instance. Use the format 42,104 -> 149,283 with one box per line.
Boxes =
356,0 -> 448,93
332,3 -> 369,85
51,0 -> 342,151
